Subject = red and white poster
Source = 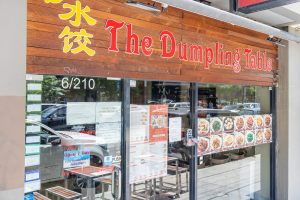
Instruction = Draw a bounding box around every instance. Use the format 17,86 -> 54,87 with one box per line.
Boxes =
149,105 -> 169,142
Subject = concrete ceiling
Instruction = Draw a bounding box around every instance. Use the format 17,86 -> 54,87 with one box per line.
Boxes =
207,0 -> 300,28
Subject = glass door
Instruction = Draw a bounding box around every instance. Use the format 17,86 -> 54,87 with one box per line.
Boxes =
25,75 -> 122,200
129,80 -> 191,199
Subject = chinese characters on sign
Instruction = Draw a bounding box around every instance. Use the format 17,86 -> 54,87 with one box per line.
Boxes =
44,0 -> 96,56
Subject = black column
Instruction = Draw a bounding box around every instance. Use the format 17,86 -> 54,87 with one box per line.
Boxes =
189,82 -> 198,199
270,87 -> 277,200
121,79 -> 130,200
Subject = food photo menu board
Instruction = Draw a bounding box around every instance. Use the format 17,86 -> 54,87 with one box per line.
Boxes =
129,105 -> 168,184
198,114 -> 272,156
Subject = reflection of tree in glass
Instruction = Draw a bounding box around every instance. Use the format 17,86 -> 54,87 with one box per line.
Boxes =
42,76 -> 66,103
98,79 -> 121,101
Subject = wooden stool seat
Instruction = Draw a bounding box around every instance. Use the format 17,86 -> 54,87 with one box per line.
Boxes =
95,177 -> 112,185
33,192 -> 51,200
45,186 -> 82,200
167,165 -> 188,173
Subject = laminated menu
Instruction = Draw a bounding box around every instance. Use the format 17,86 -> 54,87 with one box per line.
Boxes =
210,117 -> 223,135
255,129 -> 264,145
210,134 -> 223,153
245,131 -> 255,147
223,117 -> 234,133
263,128 -> 272,143
245,115 -> 255,130
234,132 -> 245,148
234,116 -> 245,131
264,114 -> 272,128
222,133 -> 235,151
255,115 -> 264,129
198,136 -> 210,156
198,118 -> 210,136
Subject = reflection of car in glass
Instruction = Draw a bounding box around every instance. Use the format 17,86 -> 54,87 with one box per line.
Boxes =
243,103 -> 261,114
26,120 -> 114,184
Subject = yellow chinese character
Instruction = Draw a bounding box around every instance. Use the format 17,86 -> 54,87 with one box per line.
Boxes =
59,26 -> 95,56
44,0 -> 63,3
59,1 -> 96,27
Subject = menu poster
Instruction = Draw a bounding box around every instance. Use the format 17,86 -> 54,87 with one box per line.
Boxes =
245,131 -> 255,146
129,141 -> 167,184
149,105 -> 168,142
96,102 -> 121,144
198,118 -> 210,136
210,117 -> 223,135
25,144 -> 40,156
255,129 -> 264,145
210,135 -> 223,153
263,128 -> 272,143
26,125 -> 41,134
234,132 -> 245,148
63,146 -> 90,169
255,115 -> 264,129
223,117 -> 234,133
24,179 -> 41,194
264,114 -> 272,128
245,115 -> 255,130
234,116 -> 245,132
222,133 -> 235,151
25,155 -> 40,167
67,102 -> 96,125
198,136 -> 210,156
130,105 -> 149,144
25,169 -> 40,182
169,117 -> 182,143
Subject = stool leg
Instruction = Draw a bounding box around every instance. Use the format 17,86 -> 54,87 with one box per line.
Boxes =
178,172 -> 182,195
102,183 -> 105,199
186,171 -> 189,191
45,191 -> 48,197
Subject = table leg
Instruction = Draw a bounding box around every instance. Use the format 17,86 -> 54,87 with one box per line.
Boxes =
86,178 -> 95,200
175,160 -> 180,196
159,177 -> 163,193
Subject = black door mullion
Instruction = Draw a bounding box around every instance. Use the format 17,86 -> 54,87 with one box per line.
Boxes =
121,79 -> 130,200
189,82 -> 198,200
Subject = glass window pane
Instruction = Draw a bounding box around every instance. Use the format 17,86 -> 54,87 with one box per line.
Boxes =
197,84 -> 271,200
25,75 -> 122,200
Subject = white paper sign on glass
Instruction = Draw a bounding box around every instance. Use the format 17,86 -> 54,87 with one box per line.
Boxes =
96,102 -> 121,144
169,117 -> 182,143
25,155 -> 40,167
27,104 -> 41,113
26,125 -> 41,133
27,115 -> 41,122
27,94 -> 42,102
130,105 -> 150,144
25,169 -> 40,182
24,179 -> 41,193
63,146 -> 90,169
27,83 -> 42,91
66,102 -> 96,125
26,136 -> 40,144
25,144 -> 40,155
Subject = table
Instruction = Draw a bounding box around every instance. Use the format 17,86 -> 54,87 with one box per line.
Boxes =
64,165 -> 113,200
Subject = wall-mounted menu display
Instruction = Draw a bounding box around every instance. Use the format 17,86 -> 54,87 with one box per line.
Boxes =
25,75 -> 43,196
129,105 -> 168,184
197,114 -> 272,156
